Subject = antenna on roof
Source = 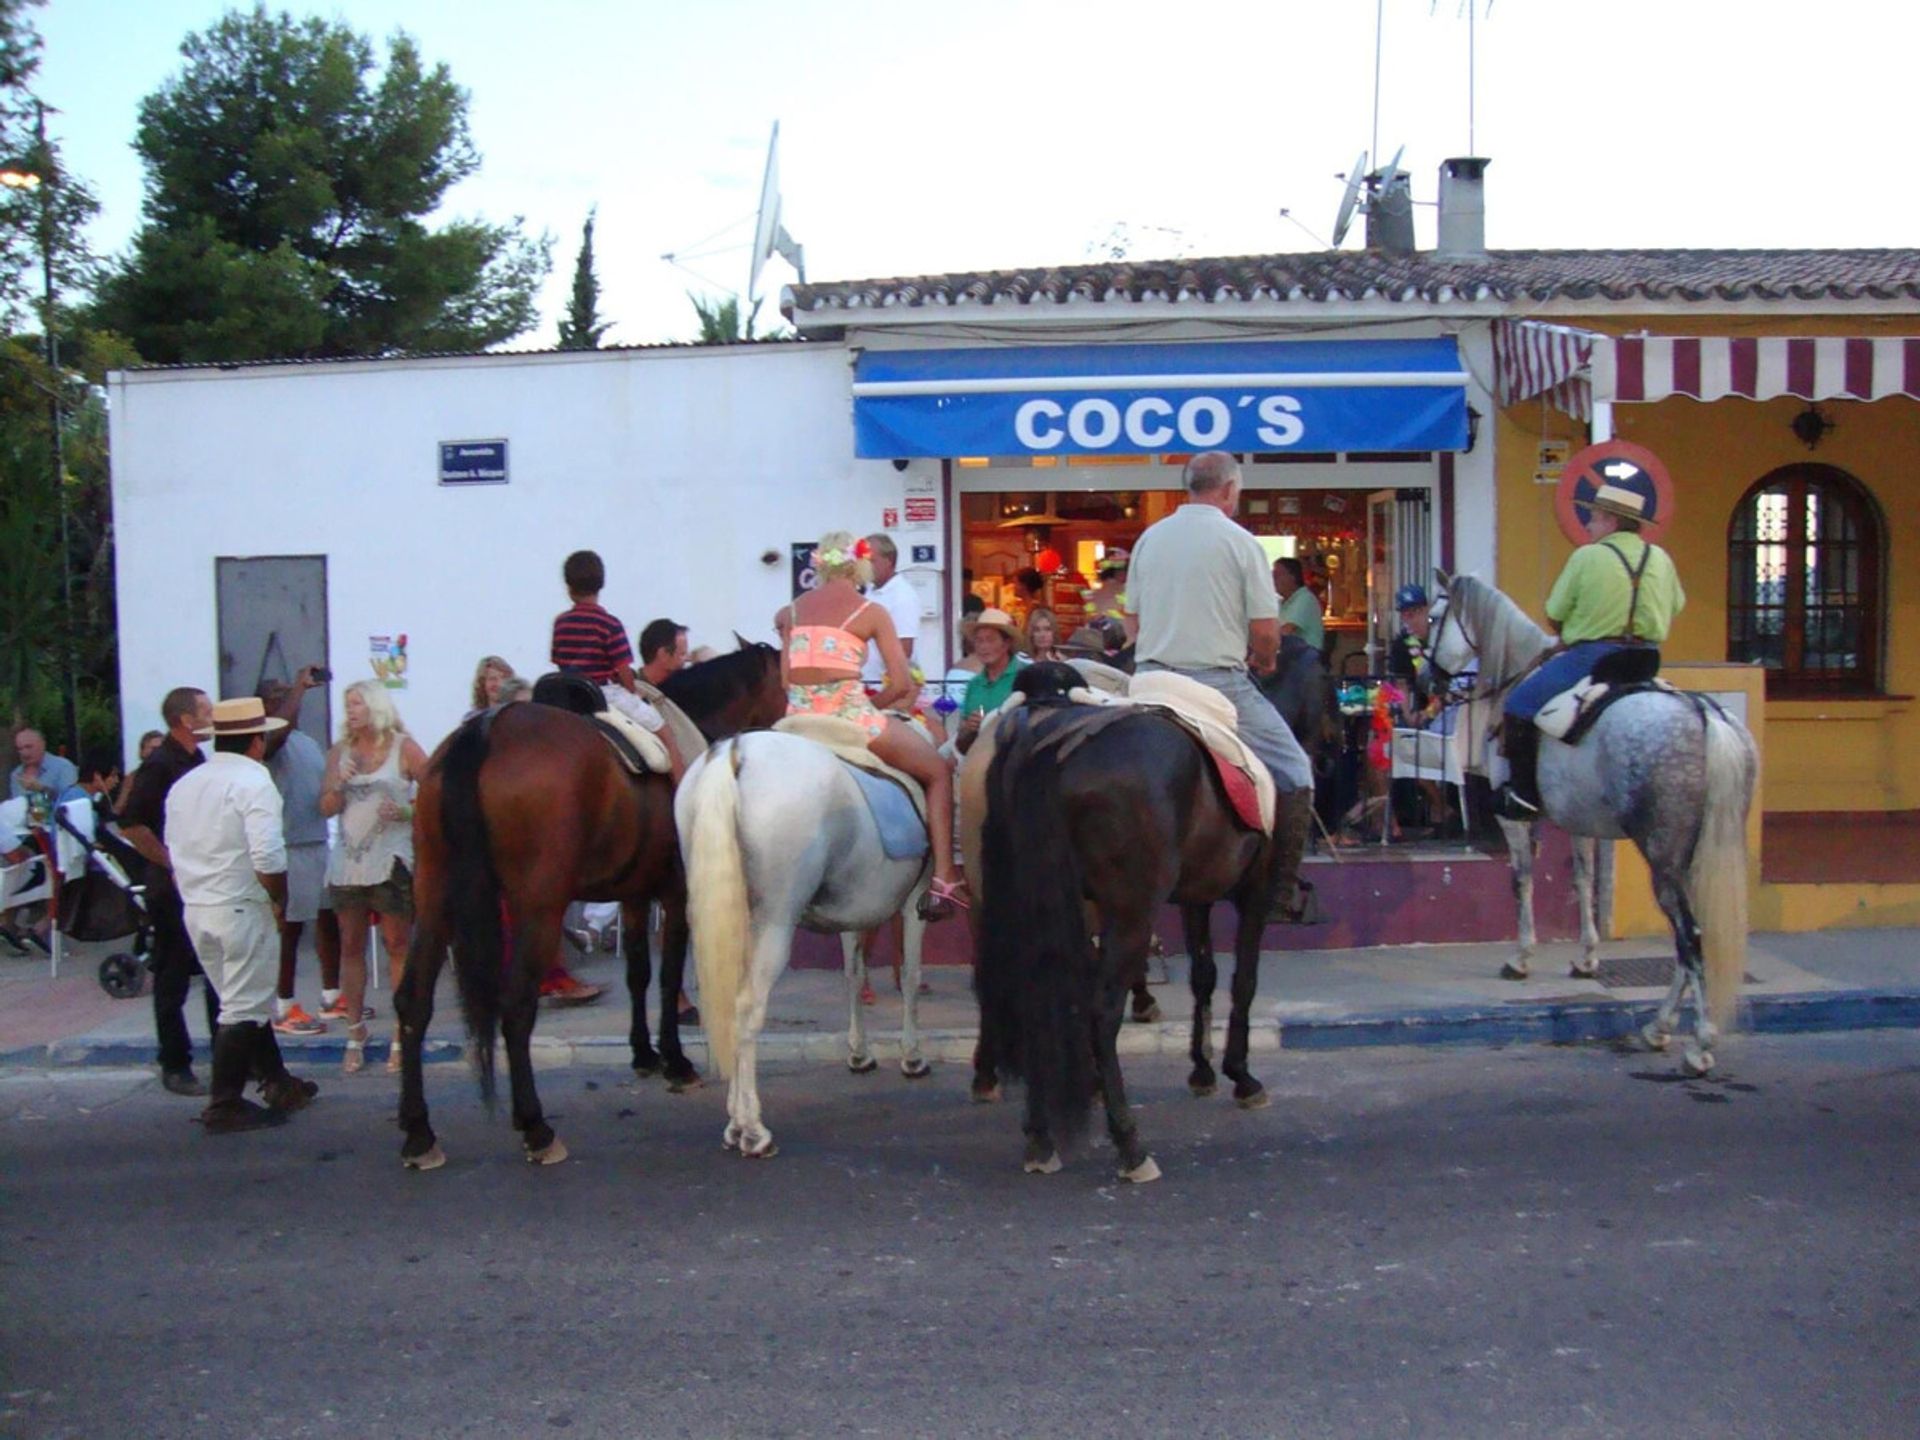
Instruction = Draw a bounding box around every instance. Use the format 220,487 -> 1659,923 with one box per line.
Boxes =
748,122 -> 806,305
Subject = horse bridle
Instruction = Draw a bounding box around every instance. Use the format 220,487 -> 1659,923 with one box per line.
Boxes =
1427,587 -> 1519,705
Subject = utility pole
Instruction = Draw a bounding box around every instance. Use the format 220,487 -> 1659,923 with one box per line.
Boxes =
29,101 -> 76,758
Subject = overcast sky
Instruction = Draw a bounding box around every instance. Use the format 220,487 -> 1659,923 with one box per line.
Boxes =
35,0 -> 1920,348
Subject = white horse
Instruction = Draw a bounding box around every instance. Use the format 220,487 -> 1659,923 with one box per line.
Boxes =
1429,573 -> 1758,1076
676,731 -> 933,1157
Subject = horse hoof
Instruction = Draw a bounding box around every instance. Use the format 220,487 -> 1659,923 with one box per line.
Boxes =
1189,1080 -> 1217,1098
631,1058 -> 662,1079
900,1058 -> 932,1080
1235,1088 -> 1271,1111
970,1084 -> 1001,1105
1500,962 -> 1531,981
665,1072 -> 704,1095
1570,963 -> 1599,980
1023,1152 -> 1063,1175
1683,1050 -> 1714,1078
1119,1156 -> 1162,1184
402,1143 -> 446,1172
848,1055 -> 878,1075
740,1137 -> 778,1159
526,1136 -> 569,1166
1640,1024 -> 1671,1052
1129,1003 -> 1162,1024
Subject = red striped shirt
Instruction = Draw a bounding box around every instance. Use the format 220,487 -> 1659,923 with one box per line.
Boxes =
550,601 -> 632,682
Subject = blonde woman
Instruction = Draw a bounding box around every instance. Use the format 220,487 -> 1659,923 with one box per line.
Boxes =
776,531 -> 967,918
1023,606 -> 1064,663
467,655 -> 515,719
320,681 -> 430,1073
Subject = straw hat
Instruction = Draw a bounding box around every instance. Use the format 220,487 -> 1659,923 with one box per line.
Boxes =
198,696 -> 288,739
963,607 -> 1021,644
1588,480 -> 1650,522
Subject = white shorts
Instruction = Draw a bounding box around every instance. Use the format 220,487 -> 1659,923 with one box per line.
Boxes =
283,841 -> 329,924
601,683 -> 665,732
183,898 -> 279,1027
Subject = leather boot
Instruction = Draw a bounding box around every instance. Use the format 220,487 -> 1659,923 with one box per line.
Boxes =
1498,723 -> 1543,821
251,1025 -> 319,1113
1266,787 -> 1316,924
201,1024 -> 287,1134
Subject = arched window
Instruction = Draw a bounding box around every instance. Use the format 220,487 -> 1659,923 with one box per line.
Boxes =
1727,464 -> 1883,695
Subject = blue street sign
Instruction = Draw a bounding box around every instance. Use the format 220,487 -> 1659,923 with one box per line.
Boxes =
439,440 -> 508,485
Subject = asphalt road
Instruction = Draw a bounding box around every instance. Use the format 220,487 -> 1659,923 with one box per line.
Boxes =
3,1033 -> 1917,1440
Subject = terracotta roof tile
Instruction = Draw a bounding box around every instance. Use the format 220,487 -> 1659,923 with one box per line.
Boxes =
785,249 -> 1920,320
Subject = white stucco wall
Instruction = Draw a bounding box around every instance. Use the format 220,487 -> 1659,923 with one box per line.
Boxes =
108,341 -> 943,753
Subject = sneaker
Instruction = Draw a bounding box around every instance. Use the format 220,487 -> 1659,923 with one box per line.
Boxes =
318,998 -> 375,1022
539,971 -> 603,1006
272,1004 -> 327,1036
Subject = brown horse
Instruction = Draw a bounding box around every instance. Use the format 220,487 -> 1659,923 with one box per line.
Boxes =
394,643 -> 784,1169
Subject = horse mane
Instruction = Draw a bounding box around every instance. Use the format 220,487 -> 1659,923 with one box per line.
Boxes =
1449,574 -> 1554,687
658,642 -> 779,723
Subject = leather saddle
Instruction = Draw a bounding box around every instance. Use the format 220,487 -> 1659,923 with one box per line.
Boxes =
532,671 -> 670,776
1534,658 -> 1675,747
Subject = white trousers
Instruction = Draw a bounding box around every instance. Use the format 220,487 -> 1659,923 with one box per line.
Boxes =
600,683 -> 665,732
183,898 -> 279,1027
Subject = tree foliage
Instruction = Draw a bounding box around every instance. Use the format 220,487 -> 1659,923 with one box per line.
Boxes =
94,4 -> 550,362
689,292 -> 765,344
557,207 -> 609,350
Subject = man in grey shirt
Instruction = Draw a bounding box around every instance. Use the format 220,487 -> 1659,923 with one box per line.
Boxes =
260,673 -> 340,1034
1127,451 -> 1316,916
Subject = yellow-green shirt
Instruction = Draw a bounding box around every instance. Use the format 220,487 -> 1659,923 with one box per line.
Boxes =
1544,535 -> 1685,645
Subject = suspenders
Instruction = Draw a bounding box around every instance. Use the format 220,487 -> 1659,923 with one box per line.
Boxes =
1599,538 -> 1653,641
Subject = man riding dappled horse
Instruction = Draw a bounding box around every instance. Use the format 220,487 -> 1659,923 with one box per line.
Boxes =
1495,468 -> 1685,821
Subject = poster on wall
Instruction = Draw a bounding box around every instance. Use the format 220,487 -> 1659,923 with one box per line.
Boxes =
369,633 -> 409,688
903,471 -> 939,529
791,542 -> 820,598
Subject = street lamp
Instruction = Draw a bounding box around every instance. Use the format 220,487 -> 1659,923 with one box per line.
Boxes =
1,100 -> 79,760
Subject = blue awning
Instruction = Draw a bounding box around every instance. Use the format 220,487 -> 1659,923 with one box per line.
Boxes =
852,339 -> 1469,458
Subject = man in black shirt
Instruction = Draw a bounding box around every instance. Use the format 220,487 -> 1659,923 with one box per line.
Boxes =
119,686 -> 219,1096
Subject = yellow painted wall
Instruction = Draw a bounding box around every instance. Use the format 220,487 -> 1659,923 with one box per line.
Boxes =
1494,313 -> 1920,814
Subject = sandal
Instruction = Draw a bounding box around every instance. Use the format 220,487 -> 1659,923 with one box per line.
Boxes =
386,1034 -> 403,1074
916,876 -> 971,922
343,1022 -> 369,1076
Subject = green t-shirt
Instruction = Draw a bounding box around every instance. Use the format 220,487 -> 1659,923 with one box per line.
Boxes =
1277,586 -> 1325,651
961,659 -> 1027,717
1545,535 -> 1685,644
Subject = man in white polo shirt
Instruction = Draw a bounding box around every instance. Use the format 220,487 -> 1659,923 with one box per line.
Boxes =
861,533 -> 921,691
166,696 -> 319,1134
1127,450 -> 1316,917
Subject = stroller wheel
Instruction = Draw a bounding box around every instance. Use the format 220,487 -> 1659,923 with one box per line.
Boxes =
99,953 -> 149,1000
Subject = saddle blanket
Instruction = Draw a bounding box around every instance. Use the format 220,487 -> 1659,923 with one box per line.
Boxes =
589,708 -> 671,776
1534,676 -> 1678,745
771,714 -> 931,862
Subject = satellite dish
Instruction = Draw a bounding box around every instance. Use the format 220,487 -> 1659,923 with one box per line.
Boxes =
749,121 -> 806,303
1374,144 -> 1406,186
1330,150 -> 1367,248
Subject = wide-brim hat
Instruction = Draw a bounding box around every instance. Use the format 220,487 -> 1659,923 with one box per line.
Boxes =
963,607 -> 1022,644
198,696 -> 289,739
1589,480 -> 1651,522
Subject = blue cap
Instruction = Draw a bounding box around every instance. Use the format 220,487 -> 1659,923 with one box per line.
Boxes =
1394,583 -> 1429,611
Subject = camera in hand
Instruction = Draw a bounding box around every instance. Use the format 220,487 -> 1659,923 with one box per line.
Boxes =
309,666 -> 332,683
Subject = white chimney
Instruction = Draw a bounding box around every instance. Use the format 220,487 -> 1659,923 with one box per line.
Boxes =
1436,157 -> 1490,256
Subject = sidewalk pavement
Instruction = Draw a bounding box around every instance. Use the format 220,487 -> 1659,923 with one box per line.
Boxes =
4,926 -> 1917,1076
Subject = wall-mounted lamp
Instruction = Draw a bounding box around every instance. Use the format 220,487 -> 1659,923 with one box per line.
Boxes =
1465,404 -> 1482,453
1790,403 -> 1835,450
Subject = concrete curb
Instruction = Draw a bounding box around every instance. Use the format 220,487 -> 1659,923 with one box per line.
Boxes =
6,988 -> 1917,1073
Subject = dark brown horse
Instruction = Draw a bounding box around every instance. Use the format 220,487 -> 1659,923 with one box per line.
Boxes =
394,642 -> 784,1169
973,663 -> 1284,1182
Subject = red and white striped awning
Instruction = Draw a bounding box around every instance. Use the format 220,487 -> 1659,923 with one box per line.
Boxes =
1495,319 -> 1920,420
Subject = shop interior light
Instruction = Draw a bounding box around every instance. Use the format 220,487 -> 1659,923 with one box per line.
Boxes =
956,456 -> 990,467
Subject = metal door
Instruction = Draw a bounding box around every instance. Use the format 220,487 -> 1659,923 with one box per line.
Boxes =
216,556 -> 331,749
1365,487 -> 1433,670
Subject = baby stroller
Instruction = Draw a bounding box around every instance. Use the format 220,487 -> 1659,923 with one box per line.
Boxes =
50,801 -> 154,998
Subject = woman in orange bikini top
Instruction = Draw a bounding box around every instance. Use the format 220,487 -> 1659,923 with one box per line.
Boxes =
775,531 -> 968,920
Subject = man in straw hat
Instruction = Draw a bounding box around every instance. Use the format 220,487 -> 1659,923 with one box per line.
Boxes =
165,696 -> 320,1133
1495,467 -> 1685,819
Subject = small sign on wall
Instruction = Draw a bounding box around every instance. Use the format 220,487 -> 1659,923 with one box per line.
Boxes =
369,633 -> 409,688
1533,439 -> 1570,486
882,507 -> 899,529
791,542 -> 820,598
439,439 -> 508,485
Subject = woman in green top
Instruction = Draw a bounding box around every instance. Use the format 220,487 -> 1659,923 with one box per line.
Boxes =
955,608 -> 1027,755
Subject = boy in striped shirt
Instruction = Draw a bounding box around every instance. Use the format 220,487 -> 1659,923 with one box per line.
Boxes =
550,550 -> 684,777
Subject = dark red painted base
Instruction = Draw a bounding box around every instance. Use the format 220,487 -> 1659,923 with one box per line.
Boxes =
791,827 -> 1587,969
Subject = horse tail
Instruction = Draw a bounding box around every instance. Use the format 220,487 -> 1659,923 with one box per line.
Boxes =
439,716 -> 503,1106
684,739 -> 749,1078
1693,709 -> 1758,1032
975,708 -> 1096,1149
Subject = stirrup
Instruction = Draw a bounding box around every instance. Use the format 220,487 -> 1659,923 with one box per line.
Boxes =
1497,787 -> 1541,821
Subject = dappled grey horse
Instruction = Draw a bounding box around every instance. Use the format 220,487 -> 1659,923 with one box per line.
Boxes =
1428,574 -> 1757,1075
